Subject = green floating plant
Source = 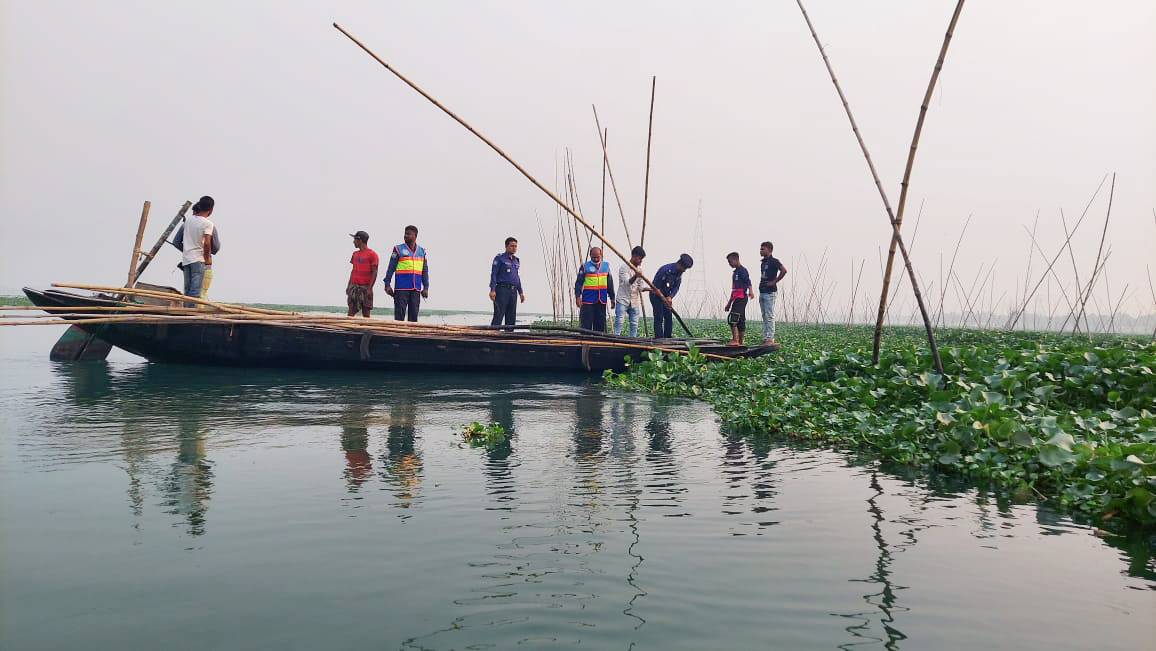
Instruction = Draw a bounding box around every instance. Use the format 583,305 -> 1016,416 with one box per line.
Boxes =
459,421 -> 506,448
603,321 -> 1155,528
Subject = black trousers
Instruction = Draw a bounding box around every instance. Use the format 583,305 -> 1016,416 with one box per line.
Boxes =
650,294 -> 673,338
393,289 -> 421,322
491,284 -> 518,327
579,303 -> 607,332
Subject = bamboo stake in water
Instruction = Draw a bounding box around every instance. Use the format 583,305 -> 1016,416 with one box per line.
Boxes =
592,106 -> 633,249
126,201 -> 151,287
794,1 -> 945,373
869,0 -> 965,365
641,76 -> 656,247
334,23 -> 695,338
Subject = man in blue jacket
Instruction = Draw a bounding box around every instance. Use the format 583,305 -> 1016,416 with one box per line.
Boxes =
574,247 -> 615,333
649,253 -> 693,339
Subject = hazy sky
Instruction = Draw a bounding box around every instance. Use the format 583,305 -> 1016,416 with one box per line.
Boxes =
2,1 -> 1153,321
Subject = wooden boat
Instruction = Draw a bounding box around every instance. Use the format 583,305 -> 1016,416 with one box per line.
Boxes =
24,287 -> 777,372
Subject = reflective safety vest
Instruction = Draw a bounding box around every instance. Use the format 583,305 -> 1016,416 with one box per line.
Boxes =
580,260 -> 610,304
392,243 -> 426,290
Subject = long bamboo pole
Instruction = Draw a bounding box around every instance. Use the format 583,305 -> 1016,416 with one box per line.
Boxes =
592,105 -> 634,249
795,1 -> 944,373
126,201 -> 151,287
135,201 -> 192,280
334,23 -> 694,338
870,0 -> 965,363
640,76 -> 656,247
1074,172 -> 1115,337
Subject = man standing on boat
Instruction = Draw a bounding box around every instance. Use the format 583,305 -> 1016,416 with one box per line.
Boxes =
180,196 -> 215,307
614,246 -> 647,337
574,247 -> 615,333
758,241 -> 787,345
489,236 -> 524,329
347,230 -> 378,317
649,253 -> 693,339
382,225 -> 428,322
724,252 -> 754,346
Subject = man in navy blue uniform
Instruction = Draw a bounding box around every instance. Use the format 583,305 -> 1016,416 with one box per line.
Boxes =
649,253 -> 693,339
489,237 -> 524,328
574,247 -> 615,332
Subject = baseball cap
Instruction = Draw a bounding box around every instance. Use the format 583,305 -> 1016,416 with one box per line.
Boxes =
350,230 -> 370,241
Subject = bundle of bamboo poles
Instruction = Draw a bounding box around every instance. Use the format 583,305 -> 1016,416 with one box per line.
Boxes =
5,283 -> 731,360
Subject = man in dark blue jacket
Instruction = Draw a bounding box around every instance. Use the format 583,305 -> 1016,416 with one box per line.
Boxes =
489,237 -> 524,328
649,253 -> 693,338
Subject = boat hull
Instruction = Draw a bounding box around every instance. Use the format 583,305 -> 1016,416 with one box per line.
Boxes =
25,288 -> 772,372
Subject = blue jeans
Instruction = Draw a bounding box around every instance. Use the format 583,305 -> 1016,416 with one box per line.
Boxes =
759,291 -> 777,341
613,302 -> 639,337
182,262 -> 205,307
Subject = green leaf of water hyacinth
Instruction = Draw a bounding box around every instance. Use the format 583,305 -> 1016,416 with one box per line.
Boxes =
596,319 -> 1156,526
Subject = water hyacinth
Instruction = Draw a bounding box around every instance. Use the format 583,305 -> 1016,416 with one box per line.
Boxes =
603,322 -> 1156,527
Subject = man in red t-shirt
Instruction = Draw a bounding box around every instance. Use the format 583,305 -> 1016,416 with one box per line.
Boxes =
347,230 -> 379,317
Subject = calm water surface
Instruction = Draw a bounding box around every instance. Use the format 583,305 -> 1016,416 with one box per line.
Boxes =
1,325 -> 1152,650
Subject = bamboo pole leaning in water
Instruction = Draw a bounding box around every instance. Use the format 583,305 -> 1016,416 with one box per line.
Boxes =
126,201 -> 151,288
794,0 -> 945,374
592,105 -> 634,249
640,76 -> 656,248
871,0 -> 965,368
333,23 -> 695,338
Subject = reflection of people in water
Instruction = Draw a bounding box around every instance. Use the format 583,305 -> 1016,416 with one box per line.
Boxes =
574,388 -> 605,458
164,412 -> 214,536
645,409 -> 672,455
340,401 -> 373,492
382,396 -> 422,505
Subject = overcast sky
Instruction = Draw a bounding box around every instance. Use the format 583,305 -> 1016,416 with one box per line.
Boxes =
2,1 -> 1153,321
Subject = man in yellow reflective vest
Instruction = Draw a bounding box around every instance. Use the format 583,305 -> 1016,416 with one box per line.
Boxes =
382,225 -> 429,322
574,246 -> 616,333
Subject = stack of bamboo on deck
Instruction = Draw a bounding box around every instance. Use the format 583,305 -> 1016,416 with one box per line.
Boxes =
3,283 -> 729,360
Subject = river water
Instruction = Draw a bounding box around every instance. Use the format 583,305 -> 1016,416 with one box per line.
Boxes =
0,324 -> 1152,650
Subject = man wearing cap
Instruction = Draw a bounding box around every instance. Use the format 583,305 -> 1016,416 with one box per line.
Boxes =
382,225 -> 429,322
180,196 -> 215,307
648,253 -> 693,339
574,247 -> 615,332
489,237 -> 524,329
347,230 -> 379,317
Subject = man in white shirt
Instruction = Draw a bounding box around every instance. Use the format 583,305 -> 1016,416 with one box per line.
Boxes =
613,246 -> 647,337
181,196 -> 215,306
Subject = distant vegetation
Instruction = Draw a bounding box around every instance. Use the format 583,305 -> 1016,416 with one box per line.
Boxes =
604,320 -> 1155,529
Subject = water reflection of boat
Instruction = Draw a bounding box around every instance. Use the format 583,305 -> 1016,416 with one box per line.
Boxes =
25,287 -> 775,372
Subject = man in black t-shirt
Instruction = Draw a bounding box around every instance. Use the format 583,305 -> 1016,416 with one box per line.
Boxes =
758,241 -> 788,345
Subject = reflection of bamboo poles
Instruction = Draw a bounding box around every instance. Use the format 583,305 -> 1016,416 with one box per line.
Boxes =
334,24 -> 694,337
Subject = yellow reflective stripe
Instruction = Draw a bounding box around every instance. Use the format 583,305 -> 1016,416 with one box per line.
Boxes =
582,273 -> 608,289
395,257 -> 425,273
